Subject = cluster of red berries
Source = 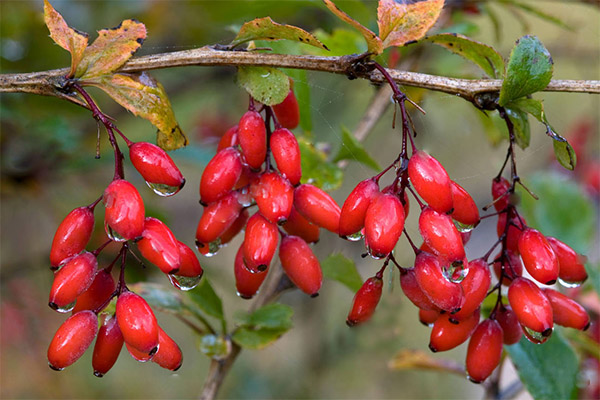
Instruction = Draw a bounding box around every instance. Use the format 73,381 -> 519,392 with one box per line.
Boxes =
47,137 -> 200,375
196,87 -> 333,298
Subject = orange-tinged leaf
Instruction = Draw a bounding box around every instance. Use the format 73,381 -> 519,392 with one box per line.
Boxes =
322,0 -> 383,55
43,0 -> 88,78
378,0 -> 444,48
76,20 -> 146,80
388,349 -> 464,376
88,72 -> 187,150
231,17 -> 328,50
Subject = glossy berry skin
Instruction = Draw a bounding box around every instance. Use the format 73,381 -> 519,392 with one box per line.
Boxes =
50,206 -> 95,268
339,179 -> 380,238
419,207 -> 465,262
125,342 -> 153,362
47,310 -> 98,370
152,327 -> 182,371
129,142 -> 185,190
217,125 -> 239,152
137,217 -> 181,275
364,194 -> 405,257
200,147 -> 243,205
270,128 -> 302,185
234,243 -> 268,299
238,110 -> 266,170
507,277 -> 553,336
251,172 -> 294,224
466,319 -> 503,383
400,267 -> 439,311
495,305 -> 522,345
196,191 -> 242,244
451,259 -> 491,320
294,184 -> 341,234
547,237 -> 588,284
450,181 -> 480,227
497,212 -> 526,254
429,310 -> 479,352
177,241 -> 203,278
543,289 -> 590,330
116,291 -> 159,355
279,235 -> 322,296
103,179 -> 145,241
493,251 -> 523,286
491,177 -> 511,211
272,89 -> 300,129
346,276 -> 383,326
282,206 -> 320,244
414,252 -> 464,313
419,309 -> 440,327
72,269 -> 115,314
408,150 -> 453,213
243,213 -> 279,272
518,228 -> 559,285
92,313 -> 124,377
49,252 -> 98,310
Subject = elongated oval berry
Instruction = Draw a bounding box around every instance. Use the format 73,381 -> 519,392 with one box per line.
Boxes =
48,310 -> 98,370
92,313 -> 124,377
491,177 -> 511,211
238,110 -> 266,170
543,289 -> 590,330
137,217 -> 181,275
272,88 -> 300,129
364,194 -> 405,257
419,308 -> 440,327
507,277 -> 553,336
495,305 -> 522,344
496,212 -> 526,254
400,267 -> 439,311
279,235 -> 322,296
294,184 -> 341,234
49,252 -> 98,311
518,228 -> 559,285
243,213 -> 279,272
419,207 -> 465,262
200,147 -> 243,205
493,251 -> 523,286
451,259 -> 491,320
414,252 -> 465,313
450,181 -> 480,227
177,241 -> 203,278
196,191 -> 242,244
251,172 -> 294,224
152,327 -> 182,371
408,150 -> 453,213
346,276 -> 383,326
270,128 -> 302,185
429,310 -> 479,352
339,179 -> 380,239
234,243 -> 268,299
466,319 -> 503,383
129,142 -> 185,195
220,209 -> 249,246
103,179 -> 145,241
50,206 -> 95,268
72,268 -> 115,314
125,342 -> 153,362
547,237 -> 588,285
282,206 -> 320,243
217,125 -> 239,152
116,291 -> 159,355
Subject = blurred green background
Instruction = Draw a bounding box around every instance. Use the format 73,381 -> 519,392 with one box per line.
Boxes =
1,1 -> 598,399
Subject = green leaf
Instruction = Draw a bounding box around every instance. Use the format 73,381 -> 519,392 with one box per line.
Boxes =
298,137 -> 343,191
186,278 -> 224,321
129,282 -> 184,314
333,126 -> 381,171
232,327 -> 289,350
506,328 -> 578,400
321,253 -> 363,292
552,140 -> 577,171
86,72 -> 187,150
518,172 -> 596,254
236,303 -> 294,331
230,17 -> 328,50
499,35 -> 553,106
198,334 -> 231,360
505,107 -> 530,149
236,66 -> 290,106
307,28 -> 367,57
422,33 -> 504,78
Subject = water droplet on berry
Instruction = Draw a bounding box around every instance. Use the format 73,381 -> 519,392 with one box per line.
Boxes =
442,261 -> 469,283
366,247 -> 385,260
344,231 -> 363,242
146,181 -> 181,197
454,220 -> 475,233
52,300 -> 77,313
196,240 -> 220,257
168,274 -> 202,291
237,189 -> 253,207
48,362 -> 64,371
104,222 -> 127,242
557,277 -> 584,288
236,290 -> 259,299
523,326 -> 551,344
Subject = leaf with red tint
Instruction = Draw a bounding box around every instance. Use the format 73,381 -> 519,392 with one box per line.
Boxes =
377,0 -> 445,48
231,17 -> 328,50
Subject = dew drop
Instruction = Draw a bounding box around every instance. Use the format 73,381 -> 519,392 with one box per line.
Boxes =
48,362 -> 64,371
104,222 -> 127,242
558,277 -> 584,288
454,220 -> 475,233
50,300 -> 77,313
442,261 -> 469,283
237,189 -> 253,207
236,290 -> 258,299
196,240 -> 221,257
523,326 -> 551,344
146,181 -> 181,197
343,231 -> 363,242
168,274 -> 202,291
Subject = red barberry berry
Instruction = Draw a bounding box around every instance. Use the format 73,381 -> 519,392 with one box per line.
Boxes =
399,267 -> 439,311
234,243 -> 268,299
152,327 -> 183,371
339,179 -> 380,238
251,171 -> 294,224
408,150 -> 453,213
466,319 -> 503,383
450,259 -> 491,320
282,206 -> 320,244
518,228 -> 559,285
543,289 -> 590,330
508,277 -> 553,338
364,193 -> 405,257
47,310 -> 98,371
200,147 -> 243,205
92,313 -> 124,377
414,252 -> 465,313
547,237 -> 588,285
279,235 -> 322,296
129,142 -> 185,196
450,181 -> 480,227
496,212 -> 526,254
49,251 -> 98,312
238,110 -> 266,170
195,191 -> 242,245
293,184 -> 341,234
495,305 -> 522,345
217,125 -> 239,152
419,207 -> 465,262
272,88 -> 300,129
492,250 -> 523,285
103,179 -> 145,241
136,217 -> 181,275
176,241 -> 203,278
429,309 -> 479,352
270,128 -> 302,185
115,291 -> 159,355
50,206 -> 95,268
491,177 -> 511,211
71,268 -> 115,314
346,276 -> 383,326
243,213 -> 279,272
419,308 -> 440,327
